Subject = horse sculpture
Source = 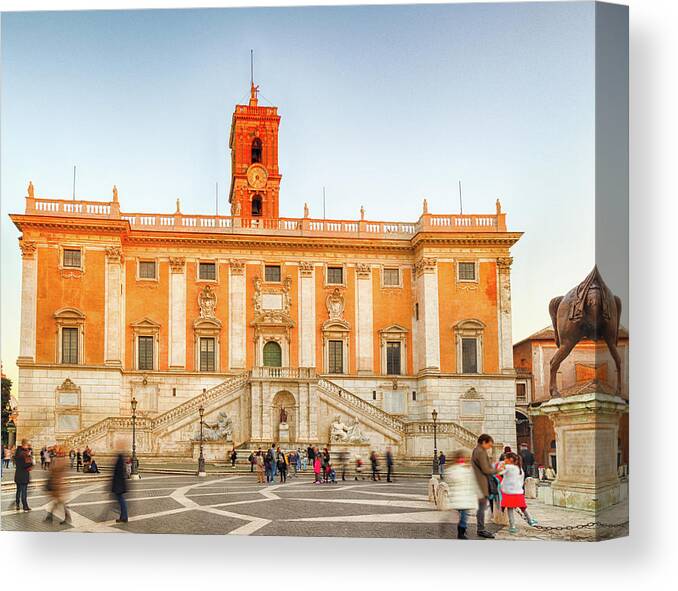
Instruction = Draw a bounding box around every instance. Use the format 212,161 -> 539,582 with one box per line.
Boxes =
548,266 -> 623,397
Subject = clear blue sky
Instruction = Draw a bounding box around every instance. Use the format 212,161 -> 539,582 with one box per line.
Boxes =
1,3 -> 598,385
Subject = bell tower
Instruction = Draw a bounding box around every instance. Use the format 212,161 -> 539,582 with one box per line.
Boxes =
228,82 -> 282,219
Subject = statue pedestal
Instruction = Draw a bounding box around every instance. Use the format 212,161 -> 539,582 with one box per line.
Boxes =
278,422 -> 290,443
192,440 -> 232,462
329,442 -> 371,460
541,391 -> 628,511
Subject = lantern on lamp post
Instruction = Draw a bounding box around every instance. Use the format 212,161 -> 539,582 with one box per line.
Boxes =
130,396 -> 140,479
197,405 -> 206,477
432,408 -> 439,477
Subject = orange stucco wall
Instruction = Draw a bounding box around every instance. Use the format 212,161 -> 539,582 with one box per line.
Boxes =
437,261 -> 499,373
35,245 -> 106,365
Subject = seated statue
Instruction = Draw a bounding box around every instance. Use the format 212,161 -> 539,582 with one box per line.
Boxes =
330,415 -> 349,442
193,411 -> 233,441
346,417 -> 369,444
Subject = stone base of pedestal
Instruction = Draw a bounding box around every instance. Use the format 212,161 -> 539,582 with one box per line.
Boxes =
540,391 -> 629,512
191,440 -> 232,462
278,423 -> 290,443
328,442 -> 370,459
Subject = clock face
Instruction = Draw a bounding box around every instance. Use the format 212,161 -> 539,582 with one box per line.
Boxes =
247,164 -> 268,189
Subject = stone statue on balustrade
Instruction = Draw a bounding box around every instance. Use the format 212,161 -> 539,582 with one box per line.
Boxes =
193,411 -> 233,441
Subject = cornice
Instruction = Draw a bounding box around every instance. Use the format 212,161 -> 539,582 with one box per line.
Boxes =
10,214 -> 129,235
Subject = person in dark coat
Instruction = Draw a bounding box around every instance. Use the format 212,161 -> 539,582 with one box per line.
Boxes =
386,447 -> 394,482
471,434 -> 499,539
519,444 -> 535,479
111,446 -> 128,523
13,439 -> 33,511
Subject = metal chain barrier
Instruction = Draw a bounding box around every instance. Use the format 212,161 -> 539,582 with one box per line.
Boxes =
517,510 -> 628,531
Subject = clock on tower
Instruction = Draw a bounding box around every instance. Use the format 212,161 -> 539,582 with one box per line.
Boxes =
228,82 -> 282,219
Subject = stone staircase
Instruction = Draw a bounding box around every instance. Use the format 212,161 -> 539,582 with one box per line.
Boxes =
316,378 -> 406,436
62,372 -> 249,449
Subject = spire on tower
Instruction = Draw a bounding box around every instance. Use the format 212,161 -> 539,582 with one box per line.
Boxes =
249,49 -> 259,107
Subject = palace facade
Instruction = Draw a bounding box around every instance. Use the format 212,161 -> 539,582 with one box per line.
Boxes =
10,84 -> 522,459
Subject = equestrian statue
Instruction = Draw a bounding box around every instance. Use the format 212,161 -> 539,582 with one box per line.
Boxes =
548,266 -> 623,397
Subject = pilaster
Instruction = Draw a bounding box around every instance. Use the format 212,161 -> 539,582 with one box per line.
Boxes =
229,259 -> 246,369
18,240 -> 38,363
298,261 -> 316,367
355,263 -> 374,374
414,257 -> 440,372
168,257 -> 186,369
104,246 -> 124,366
497,257 -> 514,373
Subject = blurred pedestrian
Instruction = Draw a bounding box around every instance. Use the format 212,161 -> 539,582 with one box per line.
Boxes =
370,451 -> 381,481
386,447 -> 394,482
76,448 -> 82,472
499,446 -> 512,462
230,447 -> 237,467
13,439 -> 33,511
255,451 -> 265,484
472,433 -> 499,539
44,454 -> 71,525
339,450 -> 349,481
111,443 -> 128,523
519,444 -> 535,479
444,449 -> 482,539
265,447 -> 274,483
354,456 -> 365,480
438,451 -> 446,477
2,445 -> 11,469
313,452 -> 322,484
69,448 -> 75,469
39,447 -> 46,470
248,451 -> 255,472
44,447 -> 52,471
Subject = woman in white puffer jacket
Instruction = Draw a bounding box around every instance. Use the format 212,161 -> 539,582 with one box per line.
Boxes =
443,449 -> 483,539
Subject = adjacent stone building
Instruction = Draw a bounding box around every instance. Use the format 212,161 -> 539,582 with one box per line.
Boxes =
10,83 -> 522,459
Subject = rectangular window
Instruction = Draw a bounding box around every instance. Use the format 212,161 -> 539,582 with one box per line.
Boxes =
199,337 -> 216,372
328,340 -> 343,374
516,383 -> 527,403
461,338 -> 478,373
264,265 -> 281,282
414,303 -> 419,321
327,266 -> 343,285
61,328 -> 78,364
458,262 -> 476,281
383,268 -> 400,286
138,261 -> 157,280
412,391 -> 417,401
372,391 -> 377,401
138,336 -> 154,370
63,249 -> 81,268
199,262 -> 216,281
386,341 -> 402,375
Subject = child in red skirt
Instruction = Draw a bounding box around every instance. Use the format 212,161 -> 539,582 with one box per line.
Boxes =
500,452 -> 538,533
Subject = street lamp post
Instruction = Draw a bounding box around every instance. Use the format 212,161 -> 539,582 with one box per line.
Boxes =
130,396 -> 140,479
197,405 -> 206,477
432,408 -> 439,477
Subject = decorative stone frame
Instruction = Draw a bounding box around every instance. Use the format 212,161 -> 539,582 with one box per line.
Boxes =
131,317 -> 161,371
459,387 -> 485,433
456,259 -> 479,283
54,307 -> 86,365
136,257 -> 159,282
255,334 -> 290,368
58,244 -> 85,278
454,319 -> 485,374
55,378 -> 81,434
380,265 -> 403,289
322,319 -> 351,375
324,263 -> 346,288
196,259 -> 219,284
194,317 -> 222,372
379,324 -> 408,376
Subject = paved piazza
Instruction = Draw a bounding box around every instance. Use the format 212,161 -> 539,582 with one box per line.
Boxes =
1,471 -> 627,541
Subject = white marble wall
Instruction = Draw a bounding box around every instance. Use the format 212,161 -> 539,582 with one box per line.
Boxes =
229,265 -> 246,369
298,265 -> 316,367
355,268 -> 374,373
19,248 -> 38,362
169,263 -> 187,368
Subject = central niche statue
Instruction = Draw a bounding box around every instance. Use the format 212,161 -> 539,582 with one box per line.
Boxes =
279,406 -> 288,424
193,411 -> 233,441
330,415 -> 349,442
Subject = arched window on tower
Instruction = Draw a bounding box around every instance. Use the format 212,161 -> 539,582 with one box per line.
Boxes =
251,138 -> 262,164
251,195 -> 262,216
